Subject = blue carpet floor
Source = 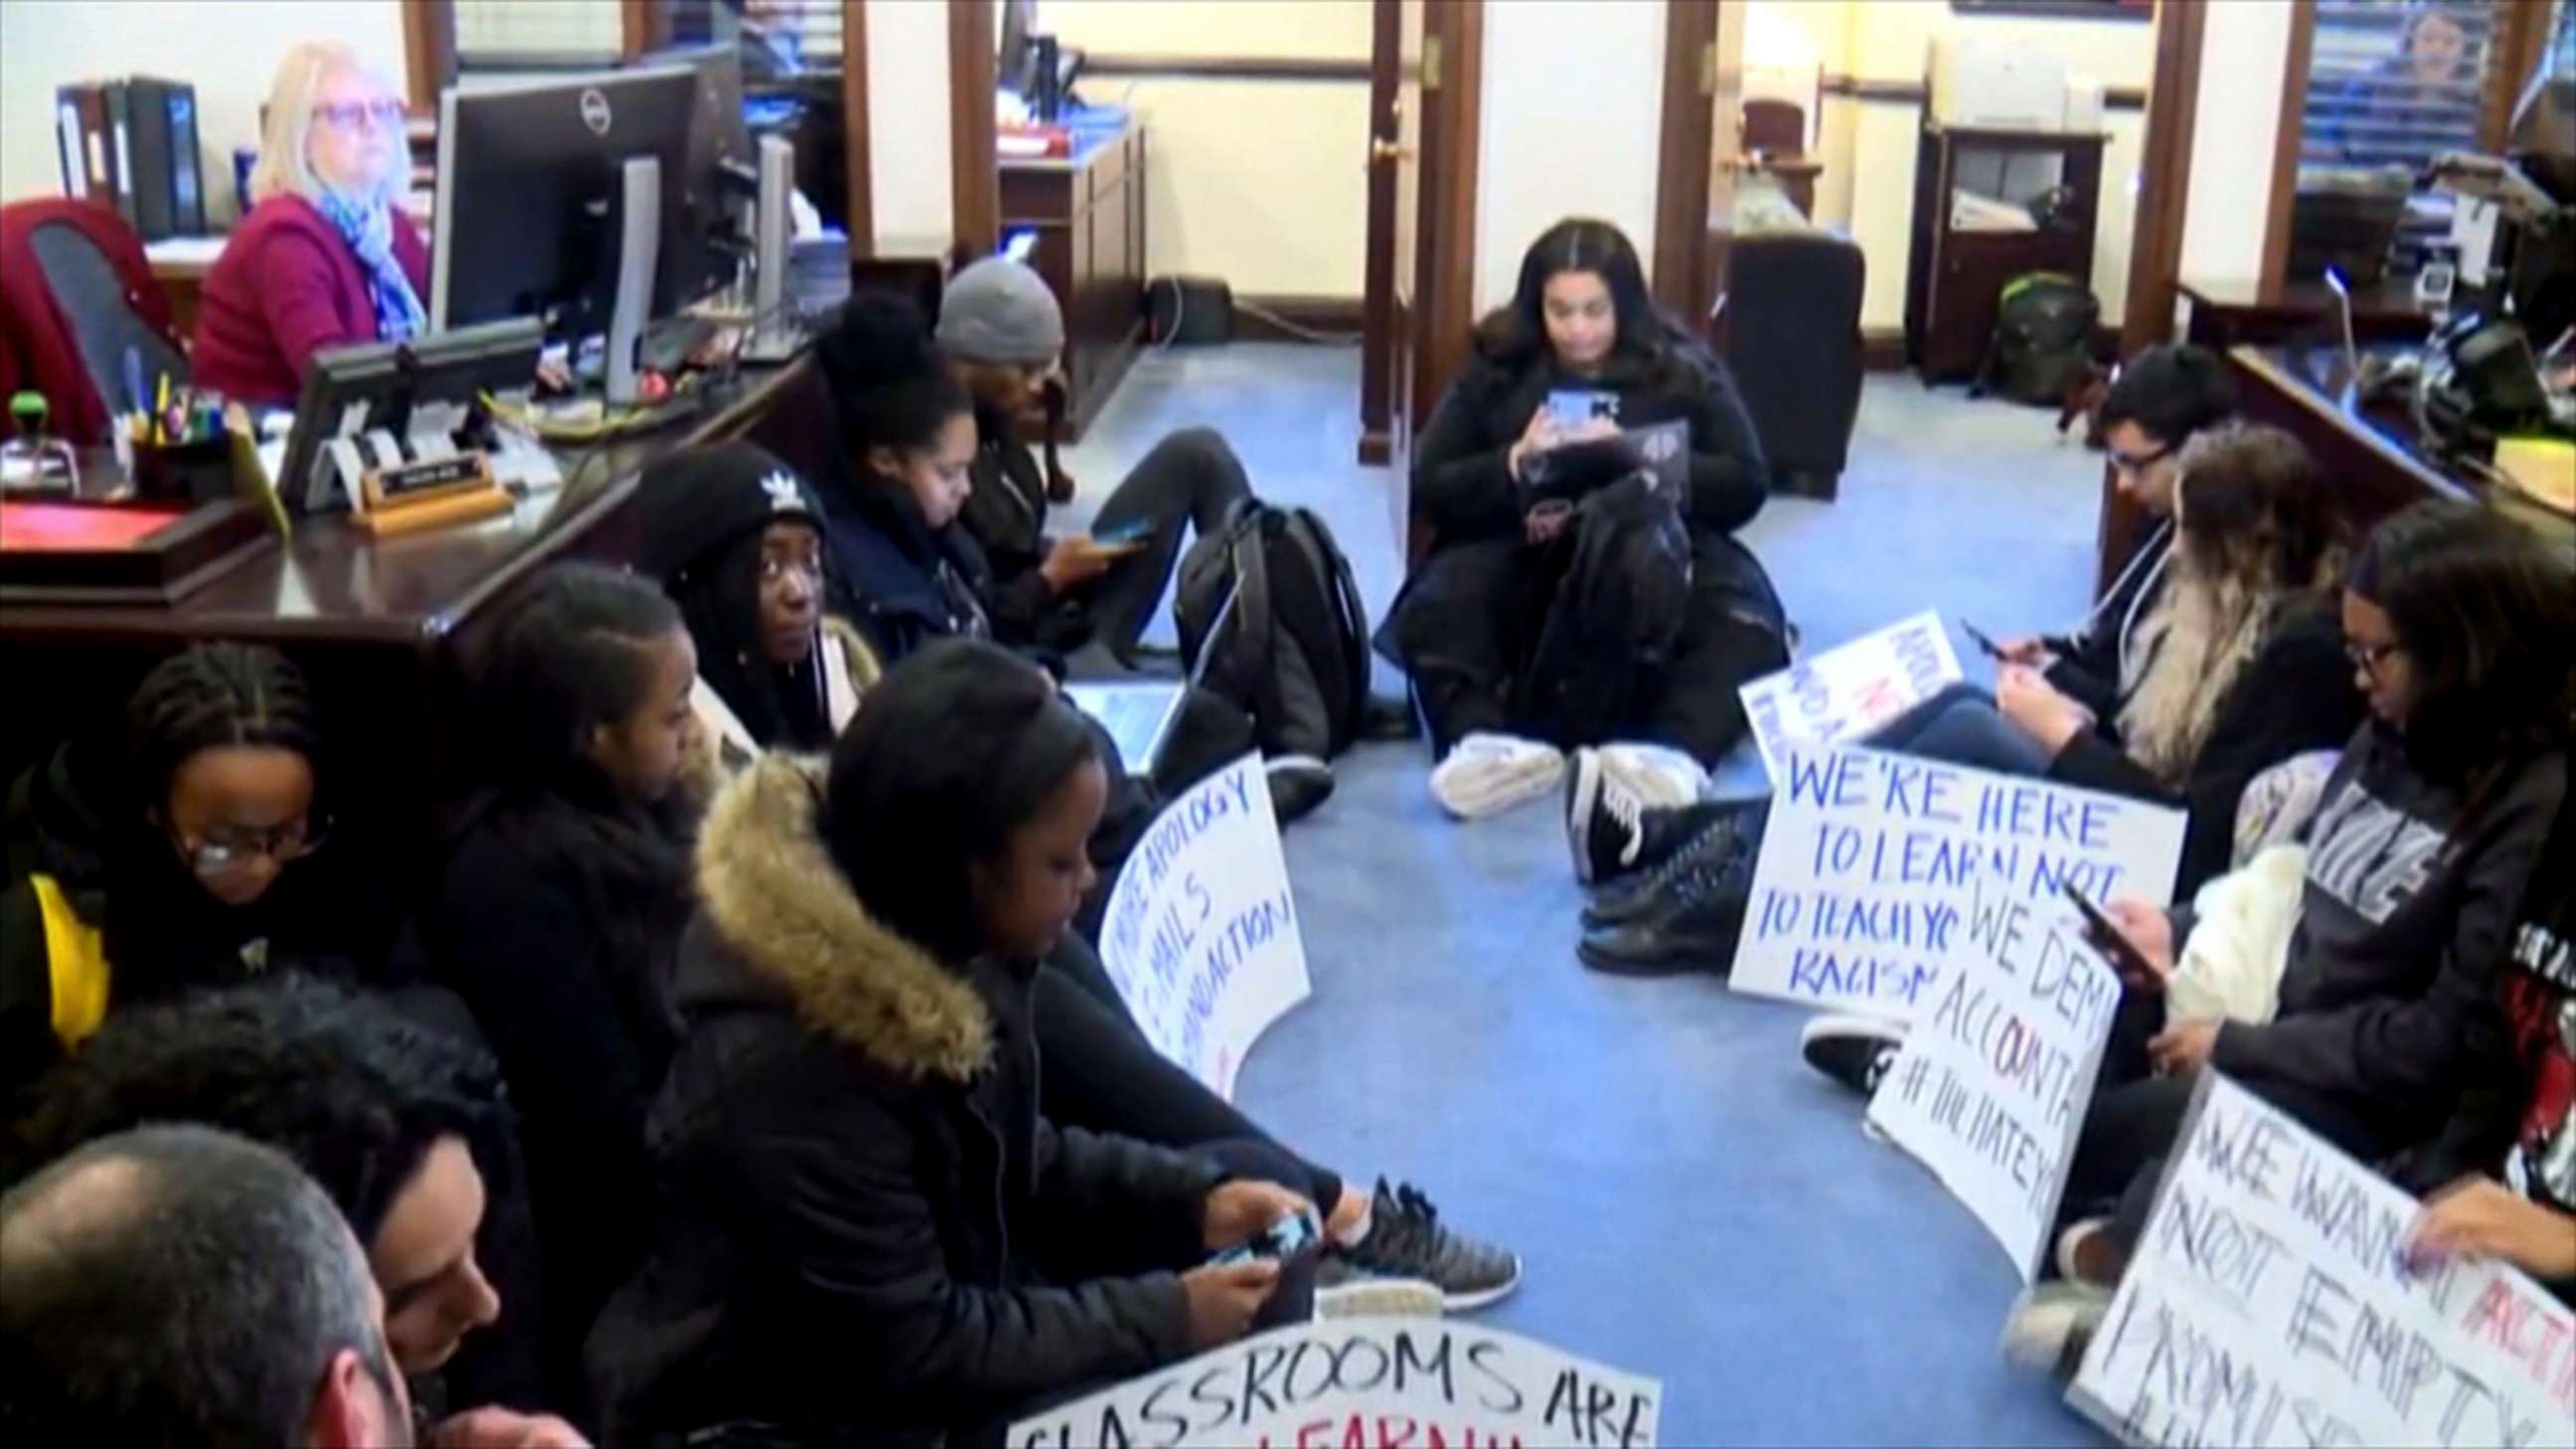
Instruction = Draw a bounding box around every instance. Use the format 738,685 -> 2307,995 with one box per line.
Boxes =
1057,343 -> 2112,1446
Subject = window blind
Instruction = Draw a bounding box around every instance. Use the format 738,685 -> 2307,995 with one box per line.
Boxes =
658,1 -> 846,68
454,0 -> 625,68
2300,0 -> 2496,175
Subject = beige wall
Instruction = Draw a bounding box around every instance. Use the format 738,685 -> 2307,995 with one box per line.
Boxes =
0,0 -> 408,221
1748,0 -> 2155,333
1037,1 -> 1371,298
1475,0 -> 1669,317
2177,0 -> 2294,295
867,0 -> 954,256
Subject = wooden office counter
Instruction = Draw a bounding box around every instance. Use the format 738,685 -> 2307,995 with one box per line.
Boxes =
2093,344 -> 2569,593
0,357 -> 825,862
1001,121 -> 1147,442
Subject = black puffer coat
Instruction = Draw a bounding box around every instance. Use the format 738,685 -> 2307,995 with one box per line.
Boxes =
588,756 -> 1222,1448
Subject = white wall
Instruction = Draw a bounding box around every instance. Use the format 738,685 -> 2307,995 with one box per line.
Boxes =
1474,0 -> 1668,317
2176,0 -> 2295,292
1039,2 -> 1370,297
0,0 -> 407,222
865,0 -> 953,256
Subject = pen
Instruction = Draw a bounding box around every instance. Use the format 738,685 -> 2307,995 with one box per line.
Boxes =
122,347 -> 145,416
153,374 -> 170,445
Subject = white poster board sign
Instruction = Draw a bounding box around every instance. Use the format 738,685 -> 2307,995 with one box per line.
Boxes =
1098,753 -> 1311,1100
1010,1318 -> 1665,1449
1867,867 -> 2122,1278
1738,610 -> 1966,781
2071,1074 -> 2576,1448
1730,745 -> 2185,1021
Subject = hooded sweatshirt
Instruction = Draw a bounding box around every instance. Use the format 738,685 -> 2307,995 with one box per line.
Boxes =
2210,721 -> 2568,1126
588,757 -> 1220,1447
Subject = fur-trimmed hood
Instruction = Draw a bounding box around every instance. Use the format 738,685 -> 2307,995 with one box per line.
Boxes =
690,754 -> 990,1082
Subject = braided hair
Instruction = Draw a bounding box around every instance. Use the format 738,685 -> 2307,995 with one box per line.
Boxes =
124,643 -> 322,822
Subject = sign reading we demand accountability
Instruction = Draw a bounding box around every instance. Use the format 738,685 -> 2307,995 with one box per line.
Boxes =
1730,744 -> 2184,1022
2072,1075 -> 2575,1449
1012,1318 -> 1663,1449
1098,753 -> 1312,1100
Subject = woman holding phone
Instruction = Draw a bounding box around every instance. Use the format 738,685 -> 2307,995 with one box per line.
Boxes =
1383,218 -> 1784,818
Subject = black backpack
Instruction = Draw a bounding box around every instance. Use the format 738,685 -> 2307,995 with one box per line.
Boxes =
1977,271 -> 2100,406
1174,500 -> 1371,763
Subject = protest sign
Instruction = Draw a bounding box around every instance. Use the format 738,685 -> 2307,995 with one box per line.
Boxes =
2071,1074 -> 2576,1449
1866,866 -> 2122,1277
1098,753 -> 1311,1100
1010,1317 -> 1665,1449
1738,611 -> 1965,780
1729,745 -> 2184,1021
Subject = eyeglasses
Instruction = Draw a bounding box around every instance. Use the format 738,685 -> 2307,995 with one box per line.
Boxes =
757,556 -> 823,586
2345,641 -> 2405,678
2107,442 -> 2174,475
312,100 -> 404,134
175,817 -> 329,880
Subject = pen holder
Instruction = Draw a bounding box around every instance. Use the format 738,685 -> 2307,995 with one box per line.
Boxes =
127,436 -> 238,504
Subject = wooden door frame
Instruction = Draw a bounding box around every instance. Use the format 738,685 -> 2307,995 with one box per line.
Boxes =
1409,0 -> 1486,444
948,0 -> 1001,262
1651,1 -> 1720,320
2256,0 -> 2318,299
1359,0 -> 1412,466
2102,0 -> 2210,597
2480,0 -> 2554,152
401,0 -> 456,106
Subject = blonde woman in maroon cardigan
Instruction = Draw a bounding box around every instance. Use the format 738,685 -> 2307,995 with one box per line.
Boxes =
192,42 -> 426,406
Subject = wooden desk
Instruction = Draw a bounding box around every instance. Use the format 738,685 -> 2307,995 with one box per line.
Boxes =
2179,274 -> 2432,352
2093,344 -> 2569,594
1001,121 -> 1147,443
0,357 -> 822,863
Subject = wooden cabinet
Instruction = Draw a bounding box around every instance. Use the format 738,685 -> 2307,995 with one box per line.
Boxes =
1904,125 -> 2105,384
1000,121 -> 1147,442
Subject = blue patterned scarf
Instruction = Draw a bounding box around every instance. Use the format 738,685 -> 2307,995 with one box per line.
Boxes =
314,191 -> 425,343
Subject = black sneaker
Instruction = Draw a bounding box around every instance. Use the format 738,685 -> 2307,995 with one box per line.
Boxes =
1576,815 -> 1762,976
1565,747 -> 1708,886
1798,1015 -> 1909,1097
1582,798 -> 1768,927
1334,1179 -> 1522,1312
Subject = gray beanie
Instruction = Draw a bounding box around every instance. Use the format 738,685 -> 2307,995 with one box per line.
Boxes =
935,257 -> 1064,365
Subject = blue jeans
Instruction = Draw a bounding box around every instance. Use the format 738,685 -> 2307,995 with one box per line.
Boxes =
1863,681 -> 2054,776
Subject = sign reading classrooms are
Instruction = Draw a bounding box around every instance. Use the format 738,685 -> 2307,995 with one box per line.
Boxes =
1098,753 -> 1312,1101
2071,1074 -> 2576,1449
1011,1318 -> 1665,1449
1729,744 -> 2184,1022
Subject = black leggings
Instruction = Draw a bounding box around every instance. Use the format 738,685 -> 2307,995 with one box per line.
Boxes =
1081,428 -> 1254,664
1037,933 -> 1344,1214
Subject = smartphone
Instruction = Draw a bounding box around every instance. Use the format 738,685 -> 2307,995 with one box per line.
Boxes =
1545,389 -> 1618,427
1208,1207 -> 1322,1268
1092,517 -> 1153,548
2061,882 -> 2158,985
1961,620 -> 2007,662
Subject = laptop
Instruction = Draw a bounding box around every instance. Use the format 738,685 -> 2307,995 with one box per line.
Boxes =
1063,575 -> 1242,777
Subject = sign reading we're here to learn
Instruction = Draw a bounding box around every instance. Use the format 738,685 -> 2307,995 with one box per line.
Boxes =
1010,1318 -> 1664,1449
1867,864 -> 2122,1279
1729,745 -> 2183,1021
2071,1075 -> 2576,1449
1097,753 -> 1310,1101
1738,610 -> 1965,782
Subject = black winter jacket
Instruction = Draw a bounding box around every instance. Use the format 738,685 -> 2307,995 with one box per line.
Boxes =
2047,596 -> 2364,896
2209,724 -> 2568,1129
0,737 -> 412,1106
1410,341 -> 1768,546
589,757 -> 1222,1448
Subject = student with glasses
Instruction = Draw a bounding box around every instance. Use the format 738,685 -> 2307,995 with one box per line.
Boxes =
193,41 -> 428,407
1,642 -> 412,1103
636,442 -> 882,771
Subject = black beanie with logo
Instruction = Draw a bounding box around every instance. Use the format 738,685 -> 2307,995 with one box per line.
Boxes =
636,441 -> 827,589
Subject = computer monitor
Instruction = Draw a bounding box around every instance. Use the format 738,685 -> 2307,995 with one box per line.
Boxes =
429,66 -> 720,346
278,317 -> 544,513
652,43 -> 758,303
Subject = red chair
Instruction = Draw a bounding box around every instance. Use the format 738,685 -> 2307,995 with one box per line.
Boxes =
0,198 -> 188,445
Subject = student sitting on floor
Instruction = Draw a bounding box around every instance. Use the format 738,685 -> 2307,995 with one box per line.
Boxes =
2004,500 -> 2571,1345
1383,217 -> 1787,816
428,564 -> 705,1418
1995,344 -> 2240,715
2007,769 -> 2576,1373
930,256 -> 1257,669
1778,422 -> 2365,1058
4,975 -> 570,1428
636,441 -> 882,768
587,640 -> 1336,1445
0,643 -> 411,1104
